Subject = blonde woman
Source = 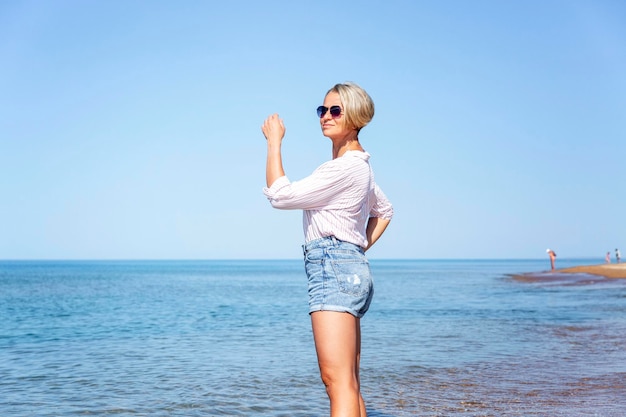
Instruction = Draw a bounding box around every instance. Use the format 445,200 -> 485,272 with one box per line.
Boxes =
262,82 -> 393,417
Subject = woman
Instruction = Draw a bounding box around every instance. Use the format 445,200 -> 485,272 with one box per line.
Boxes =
262,82 -> 393,417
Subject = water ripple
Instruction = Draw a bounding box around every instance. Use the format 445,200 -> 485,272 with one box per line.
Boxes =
1,260 -> 625,416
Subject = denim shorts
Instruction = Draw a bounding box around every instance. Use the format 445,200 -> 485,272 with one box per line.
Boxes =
303,236 -> 374,318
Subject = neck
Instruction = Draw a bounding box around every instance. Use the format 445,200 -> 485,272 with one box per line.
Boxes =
331,133 -> 363,159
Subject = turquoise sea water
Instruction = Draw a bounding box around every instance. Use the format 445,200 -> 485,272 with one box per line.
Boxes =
1,259 -> 625,416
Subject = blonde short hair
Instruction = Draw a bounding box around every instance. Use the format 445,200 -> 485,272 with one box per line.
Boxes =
327,82 -> 375,132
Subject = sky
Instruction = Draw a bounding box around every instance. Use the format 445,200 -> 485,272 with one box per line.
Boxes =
1,0 -> 625,260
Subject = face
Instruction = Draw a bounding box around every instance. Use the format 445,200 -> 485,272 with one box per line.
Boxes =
319,92 -> 353,139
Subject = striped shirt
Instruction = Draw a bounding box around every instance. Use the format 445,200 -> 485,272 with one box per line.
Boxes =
263,150 -> 394,248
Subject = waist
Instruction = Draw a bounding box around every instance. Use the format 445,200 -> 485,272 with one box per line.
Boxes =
303,236 -> 364,253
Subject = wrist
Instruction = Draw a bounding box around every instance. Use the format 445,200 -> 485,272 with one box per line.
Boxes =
267,142 -> 282,152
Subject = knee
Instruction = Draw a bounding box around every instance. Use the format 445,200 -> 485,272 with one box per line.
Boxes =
319,367 -> 359,395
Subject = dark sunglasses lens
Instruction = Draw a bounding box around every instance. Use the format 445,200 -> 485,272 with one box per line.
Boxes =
329,106 -> 342,118
316,106 -> 327,118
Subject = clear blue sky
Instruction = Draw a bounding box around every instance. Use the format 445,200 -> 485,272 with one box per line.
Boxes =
1,1 -> 625,260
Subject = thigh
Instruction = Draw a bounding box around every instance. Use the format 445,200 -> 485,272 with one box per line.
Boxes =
311,311 -> 360,372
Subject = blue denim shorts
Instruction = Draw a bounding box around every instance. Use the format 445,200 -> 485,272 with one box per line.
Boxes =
303,236 -> 374,318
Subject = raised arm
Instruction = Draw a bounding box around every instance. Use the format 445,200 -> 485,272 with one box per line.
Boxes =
364,217 -> 391,252
262,114 -> 286,187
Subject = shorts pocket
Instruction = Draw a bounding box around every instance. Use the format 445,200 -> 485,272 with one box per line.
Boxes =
329,252 -> 372,296
304,247 -> 324,264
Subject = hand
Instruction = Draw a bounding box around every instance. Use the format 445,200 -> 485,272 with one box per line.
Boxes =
262,114 -> 285,146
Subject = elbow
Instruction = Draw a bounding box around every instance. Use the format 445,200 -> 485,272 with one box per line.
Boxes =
268,198 -> 291,210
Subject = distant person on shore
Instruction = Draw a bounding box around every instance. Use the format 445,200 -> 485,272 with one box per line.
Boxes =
546,249 -> 557,270
606,252 -> 611,264
617,249 -> 621,264
262,82 -> 393,417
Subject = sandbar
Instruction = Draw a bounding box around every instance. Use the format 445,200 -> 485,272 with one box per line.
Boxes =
511,263 -> 626,284
557,263 -> 626,279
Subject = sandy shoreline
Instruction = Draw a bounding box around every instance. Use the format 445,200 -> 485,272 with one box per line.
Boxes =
512,263 -> 626,283
557,263 -> 626,279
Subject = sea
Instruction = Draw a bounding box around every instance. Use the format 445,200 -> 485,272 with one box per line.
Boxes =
1,259 -> 625,417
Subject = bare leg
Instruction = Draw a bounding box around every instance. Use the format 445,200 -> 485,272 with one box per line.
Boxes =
311,311 -> 366,417
356,322 -> 367,417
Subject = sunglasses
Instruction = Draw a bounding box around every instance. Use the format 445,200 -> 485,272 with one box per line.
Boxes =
316,105 -> 342,119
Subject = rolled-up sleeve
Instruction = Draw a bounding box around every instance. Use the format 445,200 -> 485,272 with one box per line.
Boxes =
370,184 -> 394,220
263,175 -> 292,207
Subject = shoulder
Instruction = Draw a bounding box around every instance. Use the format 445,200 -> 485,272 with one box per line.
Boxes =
317,151 -> 370,171
340,151 -> 371,170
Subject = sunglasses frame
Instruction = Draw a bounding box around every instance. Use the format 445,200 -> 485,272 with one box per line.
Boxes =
317,105 -> 342,119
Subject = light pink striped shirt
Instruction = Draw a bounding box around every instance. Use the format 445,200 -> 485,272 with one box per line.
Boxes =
263,151 -> 393,248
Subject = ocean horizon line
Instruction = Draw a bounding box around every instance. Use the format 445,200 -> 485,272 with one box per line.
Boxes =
0,257 -> 605,263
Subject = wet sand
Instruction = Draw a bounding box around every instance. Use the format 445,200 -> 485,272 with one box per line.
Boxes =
558,263 -> 626,279
511,263 -> 626,284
